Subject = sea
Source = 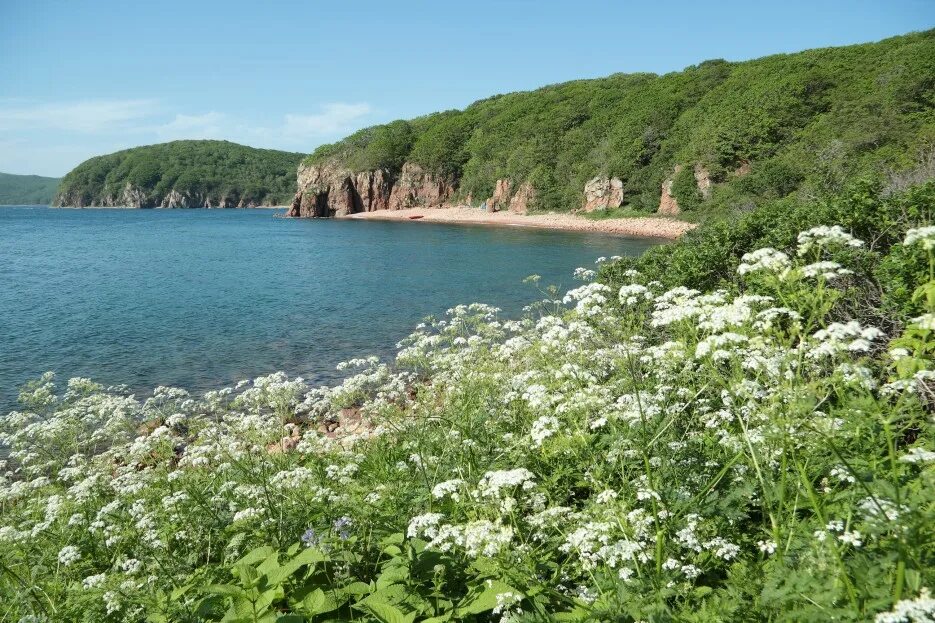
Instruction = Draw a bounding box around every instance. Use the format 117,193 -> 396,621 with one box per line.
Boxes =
0,206 -> 660,409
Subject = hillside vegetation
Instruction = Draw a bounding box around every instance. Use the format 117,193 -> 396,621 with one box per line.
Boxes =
54,141 -> 304,208
305,30 -> 934,214
0,172 -> 60,205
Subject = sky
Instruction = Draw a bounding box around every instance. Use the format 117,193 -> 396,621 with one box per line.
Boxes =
0,0 -> 932,177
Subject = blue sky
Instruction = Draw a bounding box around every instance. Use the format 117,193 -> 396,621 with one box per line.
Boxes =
0,0 -> 932,177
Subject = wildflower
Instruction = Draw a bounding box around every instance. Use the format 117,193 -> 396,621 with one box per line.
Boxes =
838,530 -> 863,547
618,284 -> 653,305
875,588 -> 935,622
529,416 -> 559,447
57,545 -> 81,566
737,248 -> 791,275
797,225 -> 864,255
904,226 -> 935,250
911,314 -> 935,331
900,447 -> 935,463
232,507 -> 261,523
408,513 -> 445,539
333,516 -> 353,540
432,479 -> 466,501
82,573 -> 106,589
477,469 -> 536,498
801,261 -> 853,280
301,528 -> 319,547
757,540 -> 777,554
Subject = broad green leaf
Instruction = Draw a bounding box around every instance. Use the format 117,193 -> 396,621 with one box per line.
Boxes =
204,584 -> 246,597
376,565 -> 410,589
239,546 -> 276,566
298,587 -> 326,614
456,580 -> 520,616
355,601 -> 416,623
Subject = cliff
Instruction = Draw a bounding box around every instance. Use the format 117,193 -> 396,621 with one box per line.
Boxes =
53,140 -> 303,208
291,30 -> 935,218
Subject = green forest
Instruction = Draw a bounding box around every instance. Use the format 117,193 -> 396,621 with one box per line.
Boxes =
306,30 -> 934,215
0,172 -> 61,205
55,140 -> 304,207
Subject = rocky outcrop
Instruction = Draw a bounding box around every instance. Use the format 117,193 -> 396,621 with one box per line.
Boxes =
486,179 -> 511,212
508,182 -> 535,214
693,164 -> 712,199
658,165 -> 683,215
388,163 -> 456,210
583,176 -> 624,212
53,182 -> 274,209
288,160 -> 455,218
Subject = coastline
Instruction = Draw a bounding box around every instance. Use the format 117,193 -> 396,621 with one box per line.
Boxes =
339,206 -> 695,239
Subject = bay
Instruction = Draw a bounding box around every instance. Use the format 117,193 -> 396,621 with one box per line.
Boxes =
0,206 -> 658,408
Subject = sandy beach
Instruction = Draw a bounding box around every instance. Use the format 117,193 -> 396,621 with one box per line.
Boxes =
340,206 -> 695,239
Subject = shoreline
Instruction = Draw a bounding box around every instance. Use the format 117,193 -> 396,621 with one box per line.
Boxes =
338,206 -> 695,239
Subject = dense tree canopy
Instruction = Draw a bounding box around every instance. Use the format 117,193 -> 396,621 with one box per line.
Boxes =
55,141 -> 304,207
306,30 -> 935,213
0,172 -> 60,205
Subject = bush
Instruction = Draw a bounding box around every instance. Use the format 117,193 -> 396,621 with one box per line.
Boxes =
3,183 -> 935,621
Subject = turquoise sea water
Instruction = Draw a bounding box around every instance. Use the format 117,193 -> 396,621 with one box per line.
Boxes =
0,206 -> 658,407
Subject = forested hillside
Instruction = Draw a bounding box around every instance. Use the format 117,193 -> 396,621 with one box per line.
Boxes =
0,172 -> 60,205
302,30 -> 934,215
54,141 -> 304,208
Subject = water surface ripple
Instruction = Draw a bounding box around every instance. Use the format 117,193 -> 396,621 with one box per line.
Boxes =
0,207 -> 658,407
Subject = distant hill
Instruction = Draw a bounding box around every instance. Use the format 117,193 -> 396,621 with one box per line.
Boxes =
294,29 -> 935,217
53,140 -> 304,208
0,172 -> 61,205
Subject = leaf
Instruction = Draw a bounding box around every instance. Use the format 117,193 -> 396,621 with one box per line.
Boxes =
456,580 -> 521,616
239,546 -> 276,566
342,581 -> 372,596
299,588 -> 326,615
355,601 -> 417,623
376,565 -> 410,589
204,584 -> 246,597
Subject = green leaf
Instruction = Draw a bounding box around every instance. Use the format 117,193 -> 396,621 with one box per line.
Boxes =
355,601 -> 416,623
456,580 -> 521,616
239,546 -> 276,566
298,588 -> 326,614
204,584 -> 246,597
376,565 -> 410,589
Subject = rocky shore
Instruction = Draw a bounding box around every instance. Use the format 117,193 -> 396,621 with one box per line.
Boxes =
342,206 -> 695,239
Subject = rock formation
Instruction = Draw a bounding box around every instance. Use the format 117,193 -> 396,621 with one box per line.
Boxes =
388,163 -> 456,210
288,160 -> 455,218
583,176 -> 624,212
53,182 -> 271,209
658,165 -> 683,215
508,182 -> 536,214
693,164 -> 712,199
485,179 -> 512,212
